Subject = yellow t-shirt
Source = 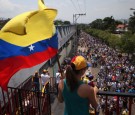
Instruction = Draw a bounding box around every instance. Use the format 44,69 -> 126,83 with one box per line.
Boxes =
83,76 -> 89,84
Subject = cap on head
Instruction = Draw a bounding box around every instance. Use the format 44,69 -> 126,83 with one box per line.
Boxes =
71,55 -> 89,70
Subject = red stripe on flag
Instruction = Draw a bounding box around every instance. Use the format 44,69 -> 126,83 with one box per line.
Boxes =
0,47 -> 58,90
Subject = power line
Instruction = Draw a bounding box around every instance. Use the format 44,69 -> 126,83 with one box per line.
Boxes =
77,0 -> 82,13
70,0 -> 79,13
83,0 -> 86,14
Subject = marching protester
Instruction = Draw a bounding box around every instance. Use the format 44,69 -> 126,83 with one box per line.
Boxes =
32,71 -> 41,91
78,31 -> 135,114
41,69 -> 50,93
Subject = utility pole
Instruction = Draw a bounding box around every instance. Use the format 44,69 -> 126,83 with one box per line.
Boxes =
73,13 -> 86,24
72,13 -> 86,55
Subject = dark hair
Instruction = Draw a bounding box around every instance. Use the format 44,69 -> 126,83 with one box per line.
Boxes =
66,63 -> 82,92
35,72 -> 38,77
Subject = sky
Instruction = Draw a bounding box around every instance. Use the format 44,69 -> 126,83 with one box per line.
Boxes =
0,0 -> 135,24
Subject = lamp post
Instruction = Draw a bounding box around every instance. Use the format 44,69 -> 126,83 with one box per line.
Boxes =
129,8 -> 135,34
73,13 -> 86,24
130,8 -> 135,15
130,8 -> 135,10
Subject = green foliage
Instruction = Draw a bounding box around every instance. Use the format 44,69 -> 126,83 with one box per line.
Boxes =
89,19 -> 104,30
54,20 -> 71,25
85,28 -> 135,55
77,24 -> 88,30
115,20 -> 123,25
128,12 -> 135,34
89,16 -> 117,32
108,34 -> 120,49
88,17 -> 129,34
0,18 -> 10,29
63,21 -> 71,25
120,32 -> 135,54
54,20 -> 63,25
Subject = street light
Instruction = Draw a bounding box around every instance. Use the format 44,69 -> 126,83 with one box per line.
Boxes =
130,8 -> 135,10
73,13 -> 86,24
130,8 -> 135,17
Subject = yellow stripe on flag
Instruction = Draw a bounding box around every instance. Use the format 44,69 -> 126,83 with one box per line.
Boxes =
0,0 -> 57,47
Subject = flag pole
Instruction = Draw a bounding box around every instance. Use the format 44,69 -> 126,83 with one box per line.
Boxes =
56,54 -> 64,79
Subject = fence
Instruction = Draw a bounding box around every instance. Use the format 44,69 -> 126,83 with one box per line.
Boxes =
0,77 -> 57,115
97,91 -> 135,115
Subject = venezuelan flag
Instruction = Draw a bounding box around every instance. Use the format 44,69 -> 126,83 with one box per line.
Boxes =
0,0 -> 58,90
0,33 -> 58,90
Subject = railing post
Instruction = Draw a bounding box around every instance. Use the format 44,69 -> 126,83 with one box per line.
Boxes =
129,97 -> 133,115
48,93 -> 51,115
1,88 -> 7,114
11,88 -> 16,114
37,91 -> 41,115
18,89 -> 24,115
2,89 -> 6,107
0,101 -> 1,114
105,96 -> 108,115
7,91 -> 12,114
116,96 -> 119,115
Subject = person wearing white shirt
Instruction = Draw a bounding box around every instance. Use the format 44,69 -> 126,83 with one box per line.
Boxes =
41,69 -> 50,93
56,71 -> 62,95
41,70 -> 50,86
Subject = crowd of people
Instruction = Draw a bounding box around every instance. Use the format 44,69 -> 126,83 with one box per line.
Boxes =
32,31 -> 135,115
77,31 -> 135,115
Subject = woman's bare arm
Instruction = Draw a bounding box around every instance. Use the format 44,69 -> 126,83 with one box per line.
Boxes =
57,80 -> 64,103
89,86 -> 98,109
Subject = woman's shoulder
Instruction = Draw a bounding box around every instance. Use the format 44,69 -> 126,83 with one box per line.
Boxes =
78,84 -> 93,98
80,83 -> 94,91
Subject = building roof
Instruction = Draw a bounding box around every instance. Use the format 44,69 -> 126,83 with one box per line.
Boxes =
117,24 -> 125,28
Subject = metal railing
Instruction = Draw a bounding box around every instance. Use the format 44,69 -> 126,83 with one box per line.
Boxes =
0,77 -> 57,115
97,91 -> 135,115
0,87 -> 52,115
1,77 -> 135,115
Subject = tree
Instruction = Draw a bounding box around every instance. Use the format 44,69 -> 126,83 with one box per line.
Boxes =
115,20 -> 123,25
54,20 -> 63,25
0,18 -> 10,29
120,32 -> 135,55
63,21 -> 70,25
54,20 -> 71,25
103,16 -> 116,32
89,16 -> 117,32
128,11 -> 135,34
89,19 -> 104,30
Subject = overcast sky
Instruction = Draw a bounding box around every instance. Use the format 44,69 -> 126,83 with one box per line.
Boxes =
0,0 -> 135,24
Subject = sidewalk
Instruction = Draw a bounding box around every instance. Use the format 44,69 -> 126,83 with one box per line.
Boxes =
51,97 -> 64,115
